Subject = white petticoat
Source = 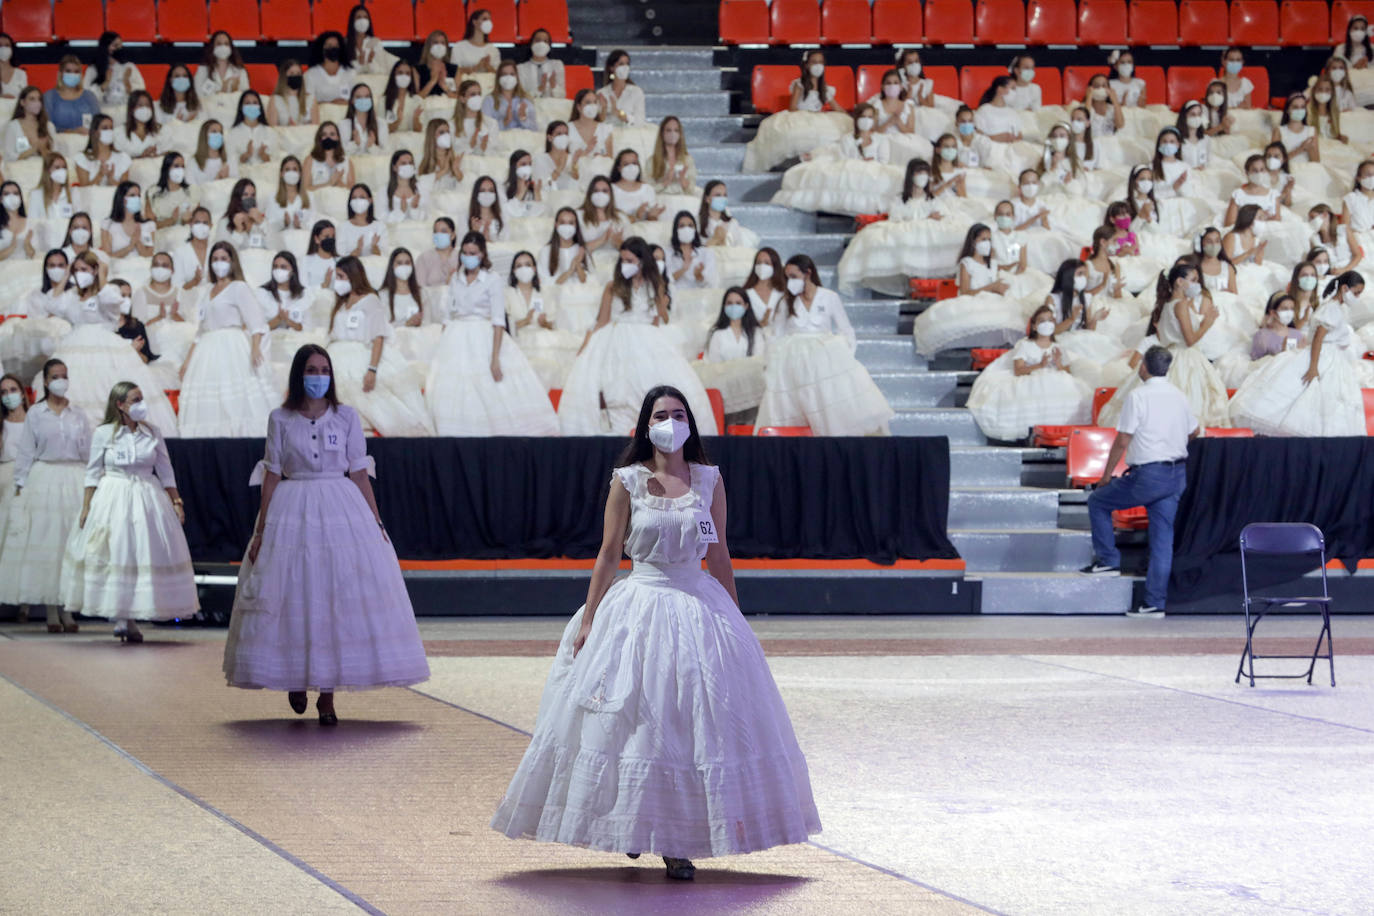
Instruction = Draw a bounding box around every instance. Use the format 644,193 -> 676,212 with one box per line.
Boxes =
424,319 -> 560,437
0,316 -> 70,383
1229,347 -> 1366,437
42,324 -> 180,437
755,333 -> 892,436
224,476 -> 430,691
913,293 -> 1027,357
1100,346 -> 1231,428
742,111 -> 852,173
328,339 -> 435,437
836,213 -> 976,295
692,355 -> 767,415
0,460 -> 85,605
60,472 -> 199,621
178,328 -> 278,438
771,159 -> 905,217
490,563 -> 822,860
966,351 -> 1093,441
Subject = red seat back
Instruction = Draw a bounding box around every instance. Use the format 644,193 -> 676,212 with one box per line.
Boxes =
1242,65 -> 1270,109
1067,427 -> 1127,487
246,63 -> 280,95
1167,66 -> 1217,110
311,0 -> 355,34
260,0 -> 312,40
827,65 -> 856,110
720,0 -> 771,42
359,0 -> 419,40
1333,1 -> 1374,40
1230,0 -> 1280,44
1027,0 -> 1077,41
1137,65 -> 1166,106
856,64 -> 889,103
1178,0 -> 1229,44
926,65 -> 959,101
1128,0 -> 1179,43
1078,0 -> 1128,44
1203,427 -> 1255,437
208,0 -> 262,39
1279,0 -> 1328,44
1032,66 -> 1063,104
925,0 -> 976,42
1364,389 -> 1374,435
821,0 -> 872,42
757,426 -> 814,437
975,0 -> 1026,43
706,389 -> 726,434
770,0 -> 822,43
751,65 -> 799,114
872,0 -> 923,41
2,0 -> 54,41
565,64 -> 593,99
105,0 -> 158,40
1091,387 -> 1116,424
520,0 -> 571,41
54,0 -> 105,40
479,0 -> 519,42
413,0 -> 454,39
157,0 -> 209,40
959,65 -> 1007,107
1063,66 -> 1109,103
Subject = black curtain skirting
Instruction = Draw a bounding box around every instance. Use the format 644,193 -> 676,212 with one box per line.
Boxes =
1170,438 -> 1374,601
168,436 -> 960,565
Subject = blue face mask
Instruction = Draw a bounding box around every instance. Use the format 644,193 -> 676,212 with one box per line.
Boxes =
724,303 -> 747,320
353,97 -> 373,112
62,72 -> 81,88
710,195 -> 729,212
461,253 -> 481,270
302,374 -> 331,399
958,121 -> 976,136
433,232 -> 452,250
242,103 -> 262,121
207,132 -> 224,150
1225,60 -> 1243,75
171,76 -> 191,93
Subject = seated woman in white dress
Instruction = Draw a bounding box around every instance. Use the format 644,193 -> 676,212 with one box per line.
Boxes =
1149,127 -> 1214,236
216,178 -> 271,254
502,150 -> 545,219
306,122 -> 356,192
226,91 -> 274,169
867,68 -> 920,142
1231,271 -> 1367,435
1044,258 -> 1133,387
299,220 -> 339,290
651,117 -> 698,198
1195,224 -> 1260,333
559,236 -> 718,435
116,91 -> 162,161
580,177 -> 630,258
426,232 -> 558,435
466,176 -> 509,244
382,60 -> 426,134
518,30 -> 565,99
325,256 -> 434,437
1309,203 -> 1363,276
697,180 -> 757,251
597,50 -> 646,127
534,121 -> 579,192
450,9 -> 500,75
100,180 -> 155,261
380,247 -> 442,366
1223,202 -> 1291,299
197,31 -> 248,97
380,150 -> 428,224
417,118 -> 467,193
337,183 -> 387,258
0,251 -> 73,382
505,250 -> 578,389
973,77 -> 1040,176
483,60 -> 539,132
0,183 -> 36,262
756,253 -> 891,436
257,250 -> 325,392
267,59 -> 319,127
567,89 -> 615,174
74,115 -> 132,188
83,31 -> 145,107
338,83 -> 388,157
1010,169 -> 1080,274
454,80 -> 494,155
305,31 -> 356,105
693,287 -> 768,423
913,223 -> 1032,356
1082,73 -> 1126,140
610,150 -> 665,223
743,50 -> 850,173
156,63 -> 203,126
967,303 -> 1093,441
667,212 -> 719,292
743,248 -> 786,325
146,152 -> 197,231
177,242 -> 277,437
537,207 -> 603,342
1285,261 -> 1323,330
173,207 -> 213,290
185,120 -> 236,186
2,86 -> 57,164
1005,55 -> 1042,111
345,5 -> 397,76
1340,17 -> 1374,106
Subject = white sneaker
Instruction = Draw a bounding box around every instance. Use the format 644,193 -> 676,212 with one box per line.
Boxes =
1126,605 -> 1164,618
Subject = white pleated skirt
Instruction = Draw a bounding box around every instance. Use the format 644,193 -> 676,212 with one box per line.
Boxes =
328,339 -> 435,437
755,333 -> 893,436
423,319 -> 560,437
178,328 -> 278,438
0,460 -> 86,605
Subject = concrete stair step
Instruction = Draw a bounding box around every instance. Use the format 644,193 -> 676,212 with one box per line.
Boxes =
645,92 -> 733,117
729,202 -> 819,232
816,266 -> 872,298
948,446 -> 1026,486
630,69 -> 725,92
888,407 -> 986,444
756,232 -> 849,265
675,116 -> 752,143
690,144 -> 747,172
949,487 -> 1062,530
950,529 -> 1094,572
975,572 -> 1136,614
844,301 -> 901,334
594,48 -> 718,69
871,370 -> 969,408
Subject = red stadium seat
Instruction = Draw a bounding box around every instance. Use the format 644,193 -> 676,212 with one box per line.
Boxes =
1279,1 -> 1329,44
974,0 -> 1026,43
519,0 -> 571,41
827,65 -> 856,110
565,64 -> 593,99
1242,66 -> 1270,108
959,65 -> 1008,107
1230,0 -> 1279,44
970,347 -> 1008,370
924,0 -> 976,42
926,65 -> 960,100
413,0 -> 453,39
259,0 -> 312,40
208,0 -> 261,40
1067,427 -> 1127,487
1031,425 -> 1088,447
1178,0 -> 1229,44
821,0 -> 872,43
1332,1 -> 1374,40
1203,427 -> 1254,437
1078,0 -> 1128,44
1091,387 -> 1115,424
245,63 -> 279,95
1363,389 -> 1374,435
727,425 -> 755,436
1167,66 -> 1217,110
1,0 -> 54,41
1112,506 -> 1150,529
142,63 -> 169,94
53,0 -> 105,40
1063,66 -> 1109,103
856,64 -> 889,103
105,0 -> 158,40
156,0 -> 209,40
25,63 -> 58,90
706,389 -> 725,433
720,0 -> 771,43
311,0 -> 355,34
770,0 -> 822,43
854,213 -> 888,229
1136,65 -> 1166,105
1128,0 -> 1179,43
751,65 -> 799,114
757,426 -> 814,436
480,0 -> 519,42
1032,66 -> 1063,104
1026,0 -> 1077,42
871,0 -> 923,42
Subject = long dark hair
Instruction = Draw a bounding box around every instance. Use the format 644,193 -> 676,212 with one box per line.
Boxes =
283,344 -> 338,410
901,158 -> 933,203
781,253 -> 822,319
1151,128 -> 1181,180
39,358 -> 66,401
744,247 -> 785,293
117,316 -> 158,362
262,250 -> 305,302
1050,259 -> 1086,328
609,236 -> 661,311
708,287 -> 760,355
1325,269 -> 1364,301
979,75 -> 1014,106
614,385 -> 711,468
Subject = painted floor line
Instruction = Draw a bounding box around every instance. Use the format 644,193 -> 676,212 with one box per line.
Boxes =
0,671 -> 388,916
1019,656 -> 1374,736
406,685 -> 1000,913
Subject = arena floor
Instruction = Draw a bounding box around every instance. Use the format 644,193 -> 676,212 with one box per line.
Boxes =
3,614 -> 1372,916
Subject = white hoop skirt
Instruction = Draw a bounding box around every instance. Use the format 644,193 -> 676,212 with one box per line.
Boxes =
60,472 -> 199,621
42,324 -> 180,437
328,339 -> 435,437
771,159 -> 905,217
0,460 -> 85,606
423,319 -> 560,436
755,333 -> 892,435
966,353 -> 1093,441
490,563 -> 822,859
742,111 -> 852,173
1100,347 -> 1231,428
224,475 -> 431,691
178,328 -> 278,438
0,315 -> 70,384
913,293 -> 1027,357
836,213 -> 976,295
1229,348 -> 1366,437
692,355 -> 767,415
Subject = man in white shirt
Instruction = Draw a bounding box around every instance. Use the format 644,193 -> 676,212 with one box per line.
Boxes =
1081,347 -> 1198,617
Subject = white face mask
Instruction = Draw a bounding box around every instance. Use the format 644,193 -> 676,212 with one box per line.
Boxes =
134,106 -> 153,123
975,239 -> 992,257
1020,68 -> 1035,82
211,260 -> 231,278
620,262 -> 639,279
940,146 -> 958,161
1353,28 -> 1368,41
1289,108 -> 1307,122
1117,63 -> 1134,77
1332,70 -> 1347,83
1,194 -> 18,211
354,17 -> 370,32
1187,114 -> 1205,128
50,168 -> 67,186
398,163 -> 416,180
906,62 -> 922,78
435,132 -> 453,149
1036,320 -> 1056,337
1265,156 -> 1283,171
150,266 -> 172,283
1248,172 -> 1266,184
125,399 -> 148,422
479,18 -> 494,34
0,47 -> 12,63
1207,92 -> 1224,107
385,264 -> 409,283
168,166 -> 186,184
1315,91 -> 1333,104
1344,289 -> 1361,307
1091,87 -> 1108,101
98,283 -> 124,307
430,43 -> 447,59
754,263 -> 774,280
1298,275 -> 1318,291
648,417 -> 690,453
280,168 -> 300,186
1186,281 -> 1202,299
213,43 -> 233,61
46,266 -> 66,284
1277,309 -> 1295,324
913,173 -> 930,188
1159,143 -> 1179,156
515,164 -> 532,180
349,197 -> 370,214
551,133 -> 570,150
98,128 -> 115,145
1051,136 -> 1068,151
1071,120 -> 1087,134
614,65 -> 630,81
1021,183 -> 1039,198
856,116 -> 875,132
1360,175 -> 1374,191
333,277 -> 353,296
513,265 -> 535,284
590,190 -> 611,208
190,222 -> 210,239
808,64 -> 825,78
47,378 -> 70,397
395,74 -> 412,89
73,270 -> 94,288
531,41 -> 551,57
476,190 -> 496,207
676,226 -> 695,244
555,222 -> 577,240
498,74 -> 518,91
1137,178 -> 1154,193
581,103 -> 600,119
271,267 -> 291,284
883,84 -> 902,99
465,95 -> 483,112
1315,261 -> 1330,276
620,163 -> 640,181
786,276 -> 805,295
70,228 -> 91,246
1073,274 -> 1087,291
654,258 -> 666,273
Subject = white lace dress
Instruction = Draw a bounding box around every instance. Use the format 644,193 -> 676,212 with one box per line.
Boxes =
490,461 -> 821,859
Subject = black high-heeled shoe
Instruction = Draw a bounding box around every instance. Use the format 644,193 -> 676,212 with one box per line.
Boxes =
316,696 -> 338,726
625,853 -> 641,860
662,857 -> 695,880
288,691 -> 308,715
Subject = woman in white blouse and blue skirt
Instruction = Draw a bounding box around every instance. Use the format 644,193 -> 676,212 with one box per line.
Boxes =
224,344 -> 430,724
62,381 -> 198,642
0,359 -> 90,632
425,232 -> 560,436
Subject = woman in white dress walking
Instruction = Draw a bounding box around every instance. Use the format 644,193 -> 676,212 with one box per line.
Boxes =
491,386 -> 821,878
223,344 -> 430,724
62,381 -> 198,642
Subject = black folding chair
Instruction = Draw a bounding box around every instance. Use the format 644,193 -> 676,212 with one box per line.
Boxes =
1236,523 -> 1335,688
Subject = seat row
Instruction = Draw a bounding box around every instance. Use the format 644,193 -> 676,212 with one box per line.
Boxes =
0,0 -> 571,43
722,0 -> 1369,47
750,61 -> 1276,112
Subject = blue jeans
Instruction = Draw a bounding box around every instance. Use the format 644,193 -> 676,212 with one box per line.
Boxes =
1087,463 -> 1187,609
